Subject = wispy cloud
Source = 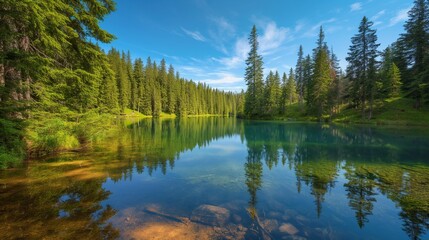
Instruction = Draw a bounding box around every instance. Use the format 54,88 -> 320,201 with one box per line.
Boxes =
260,22 -> 291,55
181,27 -> 206,41
212,17 -> 235,35
389,7 -> 410,27
199,72 -> 243,85
371,10 -> 386,21
294,21 -> 305,32
371,10 -> 386,27
208,17 -> 236,54
303,18 -> 336,37
212,36 -> 249,69
350,2 -> 362,12
212,21 -> 291,69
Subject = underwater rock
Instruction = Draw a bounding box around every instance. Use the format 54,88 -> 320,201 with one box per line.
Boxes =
261,218 -> 279,232
232,214 -> 242,223
279,223 -> 299,235
190,204 -> 231,226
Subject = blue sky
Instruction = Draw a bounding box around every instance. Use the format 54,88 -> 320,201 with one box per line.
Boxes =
100,0 -> 413,92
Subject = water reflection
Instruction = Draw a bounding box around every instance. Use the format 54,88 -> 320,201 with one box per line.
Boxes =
0,161 -> 119,239
0,118 -> 428,239
242,122 -> 429,239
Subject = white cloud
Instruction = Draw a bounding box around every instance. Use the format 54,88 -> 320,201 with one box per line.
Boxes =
294,21 -> 305,32
260,22 -> 290,55
303,18 -> 336,37
371,10 -> 386,21
212,17 -> 235,35
373,21 -> 383,27
212,21 -> 290,69
212,36 -> 249,69
350,2 -> 362,12
181,66 -> 205,75
181,27 -> 206,42
389,7 -> 410,27
208,17 -> 236,54
199,72 -> 243,85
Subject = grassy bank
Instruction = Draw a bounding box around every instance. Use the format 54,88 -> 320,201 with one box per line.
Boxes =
333,97 -> 429,126
263,97 -> 429,126
25,111 -> 121,158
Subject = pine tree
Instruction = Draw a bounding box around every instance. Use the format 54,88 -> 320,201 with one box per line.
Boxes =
311,47 -> 332,119
328,49 -> 342,116
244,25 -> 264,117
264,71 -> 281,116
303,54 -> 312,104
151,61 -> 161,117
119,52 -> 131,112
346,16 -> 380,119
158,59 -> 168,112
286,68 -> 298,105
399,0 -> 429,107
386,63 -> 402,97
133,58 -> 145,113
126,51 -> 137,111
296,45 -> 305,103
280,72 -> 288,114
166,65 -> 176,114
99,57 -> 119,113
142,57 -> 154,116
308,26 -> 332,119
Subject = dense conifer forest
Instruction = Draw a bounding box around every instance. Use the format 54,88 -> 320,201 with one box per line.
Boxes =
0,0 -> 243,168
243,0 -> 429,121
1,0 -> 429,168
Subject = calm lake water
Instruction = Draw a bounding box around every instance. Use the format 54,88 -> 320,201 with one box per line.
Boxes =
1,118 -> 429,239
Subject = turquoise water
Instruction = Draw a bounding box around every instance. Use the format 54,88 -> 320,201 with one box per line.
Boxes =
1,118 -> 428,239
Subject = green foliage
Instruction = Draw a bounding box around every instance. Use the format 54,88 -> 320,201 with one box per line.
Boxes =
27,118 -> 79,154
264,71 -> 281,116
310,46 -> 332,119
285,68 -> 298,105
26,112 -> 118,156
385,63 -> 402,97
0,119 -> 25,168
346,16 -> 380,119
398,0 -> 429,107
295,45 -> 305,103
244,25 -> 265,117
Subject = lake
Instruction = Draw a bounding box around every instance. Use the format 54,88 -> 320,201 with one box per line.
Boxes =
1,118 -> 429,239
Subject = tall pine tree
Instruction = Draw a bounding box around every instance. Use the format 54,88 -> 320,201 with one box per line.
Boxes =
399,0 -> 429,107
244,25 -> 264,117
346,16 -> 380,119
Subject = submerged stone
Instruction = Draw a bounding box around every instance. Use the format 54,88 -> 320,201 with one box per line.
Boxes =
279,223 -> 299,235
261,218 -> 279,232
190,204 -> 231,226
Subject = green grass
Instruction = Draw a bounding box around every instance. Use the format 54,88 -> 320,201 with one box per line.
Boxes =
187,114 -> 226,118
26,112 -> 119,157
122,108 -> 151,118
0,118 -> 25,169
333,97 -> 429,126
159,112 -> 177,118
260,97 -> 429,126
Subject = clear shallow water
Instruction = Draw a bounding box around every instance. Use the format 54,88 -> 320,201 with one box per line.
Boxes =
1,118 -> 429,239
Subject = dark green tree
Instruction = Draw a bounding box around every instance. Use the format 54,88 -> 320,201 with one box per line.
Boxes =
286,68 -> 298,105
264,71 -> 281,116
244,25 -> 264,117
399,0 -> 429,107
346,16 -> 380,119
296,45 -> 305,103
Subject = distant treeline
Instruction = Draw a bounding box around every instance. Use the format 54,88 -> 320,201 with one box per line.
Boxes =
106,49 -> 243,117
